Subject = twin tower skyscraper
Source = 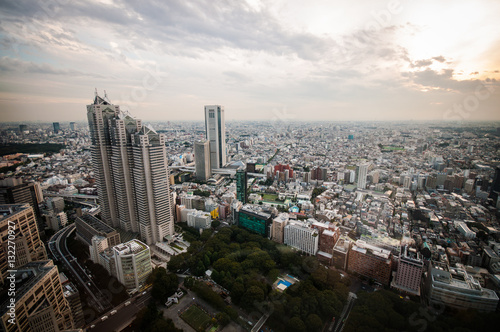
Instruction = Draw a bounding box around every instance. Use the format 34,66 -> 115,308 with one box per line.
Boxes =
87,92 -> 226,245
87,92 -> 173,245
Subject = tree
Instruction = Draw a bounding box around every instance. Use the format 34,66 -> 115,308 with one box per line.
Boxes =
242,286 -> 265,309
305,314 -> 323,332
216,312 -> 231,326
286,317 -> 306,332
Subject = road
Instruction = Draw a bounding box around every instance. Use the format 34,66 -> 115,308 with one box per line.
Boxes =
333,292 -> 357,332
87,290 -> 152,332
48,224 -> 112,313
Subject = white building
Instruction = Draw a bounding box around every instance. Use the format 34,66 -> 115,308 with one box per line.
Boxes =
426,261 -> 498,312
284,220 -> 319,255
187,210 -> 212,229
204,105 -> 226,169
356,164 -> 368,189
89,235 -> 109,263
455,221 -> 476,239
113,239 -> 152,290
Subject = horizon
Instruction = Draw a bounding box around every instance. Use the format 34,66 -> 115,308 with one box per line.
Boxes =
1,0 -> 499,122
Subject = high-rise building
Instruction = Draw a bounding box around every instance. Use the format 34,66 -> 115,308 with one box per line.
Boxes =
69,122 -> 76,131
356,164 -> 368,189
0,261 -> 74,332
0,204 -> 47,283
236,169 -> 247,204
391,245 -> 424,295
52,122 -> 60,133
19,124 -> 28,133
0,178 -> 44,235
204,105 -> 226,169
113,239 -> 152,290
194,140 -> 211,182
87,91 -> 174,244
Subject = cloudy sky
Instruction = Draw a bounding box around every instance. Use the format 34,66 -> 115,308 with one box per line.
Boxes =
1,0 -> 499,123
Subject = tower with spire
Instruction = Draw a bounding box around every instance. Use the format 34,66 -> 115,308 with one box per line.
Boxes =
87,90 -> 174,244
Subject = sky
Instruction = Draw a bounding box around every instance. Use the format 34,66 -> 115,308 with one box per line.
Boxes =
0,0 -> 499,123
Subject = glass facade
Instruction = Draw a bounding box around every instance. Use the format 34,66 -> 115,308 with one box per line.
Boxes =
238,210 -> 270,236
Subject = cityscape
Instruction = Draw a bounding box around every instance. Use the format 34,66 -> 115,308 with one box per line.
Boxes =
1,1 -> 500,332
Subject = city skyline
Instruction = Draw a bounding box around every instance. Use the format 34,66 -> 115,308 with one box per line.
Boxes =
1,0 -> 500,123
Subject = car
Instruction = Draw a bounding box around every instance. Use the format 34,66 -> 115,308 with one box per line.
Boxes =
101,316 -> 108,321
124,301 -> 131,306
142,291 -> 146,295
90,324 -> 95,328
110,310 -> 117,315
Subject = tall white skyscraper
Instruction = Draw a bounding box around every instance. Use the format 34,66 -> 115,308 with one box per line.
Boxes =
87,91 -> 174,245
204,105 -> 226,169
356,163 -> 368,189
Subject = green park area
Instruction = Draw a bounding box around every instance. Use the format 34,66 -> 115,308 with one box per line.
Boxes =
181,304 -> 212,331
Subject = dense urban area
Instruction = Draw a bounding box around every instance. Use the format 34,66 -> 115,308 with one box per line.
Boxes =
1,99 -> 500,332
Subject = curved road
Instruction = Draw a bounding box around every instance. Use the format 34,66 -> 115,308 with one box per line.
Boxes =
48,224 -> 112,313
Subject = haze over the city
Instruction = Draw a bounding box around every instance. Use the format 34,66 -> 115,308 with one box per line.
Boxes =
1,0 -> 499,122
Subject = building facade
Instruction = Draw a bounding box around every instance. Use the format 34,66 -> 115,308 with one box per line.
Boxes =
0,261 -> 74,332
87,92 -> 174,244
236,169 -> 247,204
113,240 -> 152,290
0,204 -> 47,284
75,214 -> 121,248
391,245 -> 424,295
194,140 -> 211,182
237,205 -> 272,237
284,220 -> 319,256
347,240 -> 392,285
204,105 -> 226,169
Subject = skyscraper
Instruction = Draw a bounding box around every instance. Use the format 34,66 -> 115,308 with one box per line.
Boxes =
204,105 -> 226,169
0,178 -> 45,234
236,169 -> 247,203
69,122 -> 76,131
87,91 -> 174,245
356,163 -> 368,189
194,140 -> 211,181
52,122 -> 60,133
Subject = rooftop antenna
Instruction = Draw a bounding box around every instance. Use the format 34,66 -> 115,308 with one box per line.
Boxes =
94,88 -> 98,97
104,90 -> 110,103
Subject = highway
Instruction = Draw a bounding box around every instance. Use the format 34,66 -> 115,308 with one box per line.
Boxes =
333,292 -> 357,332
48,224 -> 112,313
87,289 -> 152,332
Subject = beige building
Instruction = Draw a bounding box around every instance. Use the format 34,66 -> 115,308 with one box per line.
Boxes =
0,204 -> 47,284
0,261 -> 74,332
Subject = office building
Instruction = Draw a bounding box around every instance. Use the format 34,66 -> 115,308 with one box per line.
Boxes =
284,220 -> 319,256
194,140 -> 211,182
75,214 -> 121,248
204,105 -> 226,169
52,122 -> 60,133
347,240 -> 392,285
113,239 -> 152,290
0,178 -> 44,234
44,211 -> 68,231
19,124 -> 28,133
425,261 -> 498,312
46,197 -> 65,213
237,204 -> 272,236
0,261 -> 74,332
87,91 -> 174,244
236,169 -> 247,204
69,122 -> 76,131
391,245 -> 424,295
0,204 -> 47,284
